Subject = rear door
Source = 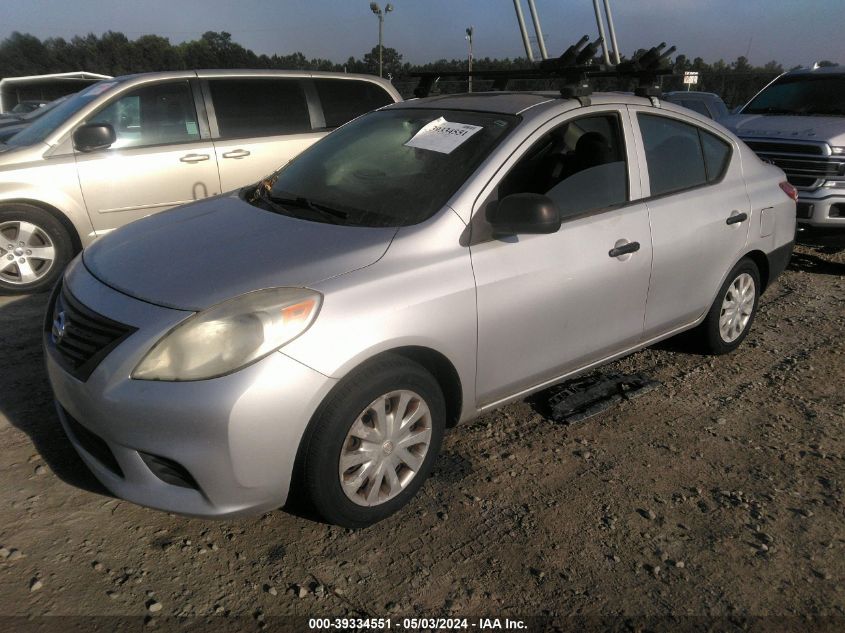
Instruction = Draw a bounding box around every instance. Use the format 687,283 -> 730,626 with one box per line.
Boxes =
75,80 -> 221,233
629,108 -> 751,338
203,77 -> 325,192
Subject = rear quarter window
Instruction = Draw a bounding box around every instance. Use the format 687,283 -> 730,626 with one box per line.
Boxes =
313,79 -> 394,129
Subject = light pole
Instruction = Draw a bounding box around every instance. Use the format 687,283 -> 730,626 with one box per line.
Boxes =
465,26 -> 474,93
370,2 -> 393,78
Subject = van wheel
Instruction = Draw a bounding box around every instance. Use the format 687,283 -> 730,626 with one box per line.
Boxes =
301,355 -> 445,528
696,258 -> 761,355
0,204 -> 73,295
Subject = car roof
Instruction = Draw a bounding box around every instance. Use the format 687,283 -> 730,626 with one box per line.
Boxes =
388,91 -> 658,115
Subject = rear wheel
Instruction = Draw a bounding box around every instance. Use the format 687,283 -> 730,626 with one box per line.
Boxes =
696,258 -> 760,355
0,204 -> 73,294
301,355 -> 445,528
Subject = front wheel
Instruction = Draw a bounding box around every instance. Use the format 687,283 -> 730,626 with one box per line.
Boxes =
0,204 -> 73,294
301,355 -> 445,528
696,258 -> 761,355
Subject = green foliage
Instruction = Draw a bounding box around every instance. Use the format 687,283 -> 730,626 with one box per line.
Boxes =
0,29 -> 799,106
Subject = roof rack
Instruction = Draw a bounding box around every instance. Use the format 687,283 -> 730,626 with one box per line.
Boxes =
410,36 -> 677,104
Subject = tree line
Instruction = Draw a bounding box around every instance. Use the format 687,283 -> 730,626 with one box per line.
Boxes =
0,30 -> 805,105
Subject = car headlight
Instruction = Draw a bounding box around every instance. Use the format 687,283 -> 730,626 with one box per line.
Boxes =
132,288 -> 322,381
831,146 -> 845,155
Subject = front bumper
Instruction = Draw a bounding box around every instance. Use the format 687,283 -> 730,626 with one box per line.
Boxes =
44,259 -> 336,518
795,192 -> 845,248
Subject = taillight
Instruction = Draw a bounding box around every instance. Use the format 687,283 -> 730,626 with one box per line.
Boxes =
779,181 -> 798,201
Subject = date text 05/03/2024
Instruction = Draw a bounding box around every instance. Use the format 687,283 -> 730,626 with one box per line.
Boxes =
308,617 -> 528,630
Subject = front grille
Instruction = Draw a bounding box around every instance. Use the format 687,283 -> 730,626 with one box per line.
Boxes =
46,284 -> 136,381
796,202 -> 814,219
62,409 -> 124,477
744,140 -> 824,156
742,138 -> 845,191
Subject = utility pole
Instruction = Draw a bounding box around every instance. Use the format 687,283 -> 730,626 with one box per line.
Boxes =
466,26 -> 474,92
370,3 -> 394,78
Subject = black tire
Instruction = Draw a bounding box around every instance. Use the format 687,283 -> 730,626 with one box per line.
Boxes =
300,355 -> 445,528
0,204 -> 74,295
696,258 -> 761,355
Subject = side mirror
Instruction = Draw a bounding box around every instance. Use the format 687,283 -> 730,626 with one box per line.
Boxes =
487,193 -> 561,236
73,123 -> 116,152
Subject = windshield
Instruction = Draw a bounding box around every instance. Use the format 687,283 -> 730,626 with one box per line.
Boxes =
5,81 -> 120,147
743,74 -> 845,116
251,108 -> 518,228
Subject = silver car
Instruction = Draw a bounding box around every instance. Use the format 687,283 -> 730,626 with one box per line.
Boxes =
0,70 -> 399,294
44,92 -> 795,527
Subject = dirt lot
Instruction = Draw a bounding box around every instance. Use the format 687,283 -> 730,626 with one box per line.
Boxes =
0,247 -> 843,632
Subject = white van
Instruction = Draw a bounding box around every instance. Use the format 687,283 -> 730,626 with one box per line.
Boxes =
0,70 -> 400,293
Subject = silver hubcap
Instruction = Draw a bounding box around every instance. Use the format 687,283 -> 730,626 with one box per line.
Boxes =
339,389 -> 432,507
0,220 -> 56,285
719,272 -> 755,343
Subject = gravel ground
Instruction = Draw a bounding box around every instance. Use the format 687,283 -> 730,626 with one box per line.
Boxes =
0,246 -> 843,632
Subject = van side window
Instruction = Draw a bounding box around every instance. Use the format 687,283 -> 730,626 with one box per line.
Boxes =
87,81 -> 200,149
497,113 -> 629,220
638,113 -> 731,196
313,79 -> 393,129
209,78 -> 311,139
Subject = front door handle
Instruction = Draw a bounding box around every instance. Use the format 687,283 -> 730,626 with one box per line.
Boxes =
608,241 -> 640,258
180,153 -> 210,163
222,149 -> 251,159
726,211 -> 748,225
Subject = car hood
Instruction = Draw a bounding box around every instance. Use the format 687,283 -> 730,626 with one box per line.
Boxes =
722,114 -> 845,146
82,193 -> 398,311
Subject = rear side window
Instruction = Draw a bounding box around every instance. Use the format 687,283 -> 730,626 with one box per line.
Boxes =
209,78 -> 311,139
638,114 -> 713,196
87,81 -> 200,149
313,79 -> 393,129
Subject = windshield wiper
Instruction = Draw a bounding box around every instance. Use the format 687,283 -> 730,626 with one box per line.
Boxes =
271,195 -> 348,221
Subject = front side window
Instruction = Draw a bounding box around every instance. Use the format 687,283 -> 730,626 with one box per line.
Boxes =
87,81 -> 200,149
209,78 -> 311,138
250,108 -> 518,227
313,79 -> 393,129
638,113 -> 731,197
497,113 -> 629,219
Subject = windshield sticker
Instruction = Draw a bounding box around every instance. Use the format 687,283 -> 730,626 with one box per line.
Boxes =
84,82 -> 117,96
405,117 -> 483,154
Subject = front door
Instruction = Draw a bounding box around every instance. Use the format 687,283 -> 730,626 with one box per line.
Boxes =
75,80 -> 220,233
471,108 -> 653,406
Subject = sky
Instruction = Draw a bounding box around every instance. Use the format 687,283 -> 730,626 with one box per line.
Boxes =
1,0 -> 842,69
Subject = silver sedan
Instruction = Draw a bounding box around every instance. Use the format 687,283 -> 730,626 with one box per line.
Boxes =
44,92 -> 795,527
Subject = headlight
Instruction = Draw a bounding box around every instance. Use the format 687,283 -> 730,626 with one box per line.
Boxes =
133,288 -> 322,381
831,147 -> 845,155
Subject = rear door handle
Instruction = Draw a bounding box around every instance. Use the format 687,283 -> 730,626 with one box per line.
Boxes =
222,149 -> 251,159
726,211 -> 748,225
180,153 -> 210,163
608,241 -> 640,258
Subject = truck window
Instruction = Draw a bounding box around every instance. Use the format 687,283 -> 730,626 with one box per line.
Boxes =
743,74 -> 845,116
